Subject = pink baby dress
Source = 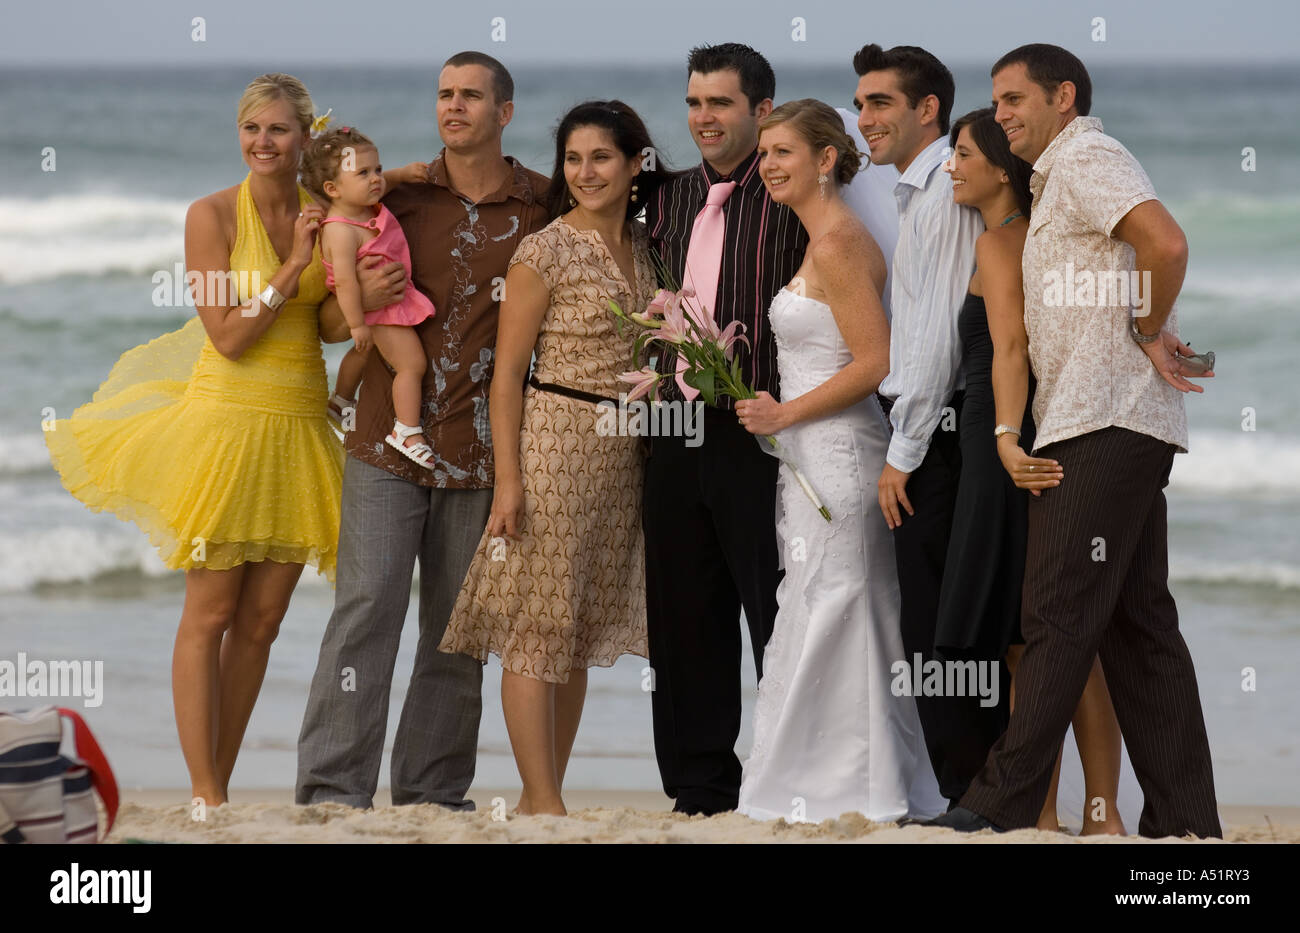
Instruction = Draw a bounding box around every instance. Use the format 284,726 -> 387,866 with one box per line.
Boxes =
320,203 -> 436,326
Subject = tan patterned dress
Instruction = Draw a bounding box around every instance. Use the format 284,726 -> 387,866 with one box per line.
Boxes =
438,216 -> 656,683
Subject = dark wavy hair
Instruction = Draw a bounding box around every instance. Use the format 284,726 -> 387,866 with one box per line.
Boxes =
546,101 -> 673,221
852,43 -> 956,135
949,107 -> 1033,220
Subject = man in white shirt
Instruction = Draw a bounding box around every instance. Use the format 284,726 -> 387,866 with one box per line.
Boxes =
852,44 -> 997,807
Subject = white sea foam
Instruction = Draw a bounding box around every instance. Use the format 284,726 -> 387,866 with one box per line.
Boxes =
0,526 -> 170,592
1170,558 -> 1300,591
1171,430 -> 1300,494
0,194 -> 187,285
0,434 -> 54,475
0,523 -> 337,593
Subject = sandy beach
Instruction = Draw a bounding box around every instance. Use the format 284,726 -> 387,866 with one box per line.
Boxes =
105,789 -> 1297,844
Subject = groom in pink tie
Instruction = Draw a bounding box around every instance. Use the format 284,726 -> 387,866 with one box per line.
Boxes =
643,43 -> 808,815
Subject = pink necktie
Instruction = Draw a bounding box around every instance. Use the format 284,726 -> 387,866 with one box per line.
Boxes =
677,180 -> 737,398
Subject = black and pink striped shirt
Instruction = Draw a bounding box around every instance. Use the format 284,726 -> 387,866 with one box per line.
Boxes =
645,147 -> 808,408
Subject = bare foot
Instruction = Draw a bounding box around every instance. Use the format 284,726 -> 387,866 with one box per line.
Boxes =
191,789 -> 227,808
516,790 -> 567,816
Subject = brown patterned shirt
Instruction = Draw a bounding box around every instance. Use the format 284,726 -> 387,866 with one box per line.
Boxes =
344,152 -> 553,487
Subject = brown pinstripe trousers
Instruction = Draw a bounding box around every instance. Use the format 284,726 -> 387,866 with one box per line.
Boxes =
960,426 -> 1222,837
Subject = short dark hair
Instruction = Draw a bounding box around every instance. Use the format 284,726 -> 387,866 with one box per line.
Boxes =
991,43 -> 1092,117
546,100 -> 674,222
852,43 -> 955,135
686,43 -> 775,111
442,51 -> 514,104
949,108 -> 1033,220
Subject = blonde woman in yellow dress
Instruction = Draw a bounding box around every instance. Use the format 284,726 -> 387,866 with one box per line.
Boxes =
44,74 -> 344,806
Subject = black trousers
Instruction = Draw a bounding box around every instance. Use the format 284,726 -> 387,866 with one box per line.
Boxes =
961,427 -> 1221,837
642,407 -> 781,814
892,392 -> 1008,803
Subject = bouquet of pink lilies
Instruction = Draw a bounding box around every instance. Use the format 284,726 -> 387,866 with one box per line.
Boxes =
607,285 -> 831,522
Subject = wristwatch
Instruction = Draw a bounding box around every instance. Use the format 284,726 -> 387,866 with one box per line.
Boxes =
257,283 -> 287,314
1129,317 -> 1158,344
994,424 -> 1021,440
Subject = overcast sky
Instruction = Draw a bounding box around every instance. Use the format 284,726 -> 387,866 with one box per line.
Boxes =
3,0 -> 1298,66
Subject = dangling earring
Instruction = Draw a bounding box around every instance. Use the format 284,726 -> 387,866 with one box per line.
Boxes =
630,182 -> 639,204
818,173 -> 829,201
568,194 -> 576,207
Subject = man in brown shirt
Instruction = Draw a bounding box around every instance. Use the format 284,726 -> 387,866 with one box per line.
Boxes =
297,52 -> 551,810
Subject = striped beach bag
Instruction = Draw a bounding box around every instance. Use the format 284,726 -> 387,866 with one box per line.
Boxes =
0,706 -> 119,844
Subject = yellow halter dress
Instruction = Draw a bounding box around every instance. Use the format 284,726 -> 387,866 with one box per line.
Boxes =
45,175 -> 344,583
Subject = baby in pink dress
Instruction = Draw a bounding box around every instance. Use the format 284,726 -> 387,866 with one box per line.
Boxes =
301,126 -> 437,469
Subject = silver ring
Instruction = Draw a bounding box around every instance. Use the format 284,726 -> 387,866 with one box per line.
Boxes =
1028,464 -> 1035,473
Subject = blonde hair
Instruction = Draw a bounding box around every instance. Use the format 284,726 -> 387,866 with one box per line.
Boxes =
759,98 -> 863,186
236,73 -> 314,133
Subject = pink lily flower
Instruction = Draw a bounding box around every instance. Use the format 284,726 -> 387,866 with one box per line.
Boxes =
646,289 -> 674,317
718,320 -> 750,360
618,367 -> 661,402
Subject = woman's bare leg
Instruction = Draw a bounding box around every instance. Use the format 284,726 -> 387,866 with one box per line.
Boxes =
1073,658 -> 1126,835
554,669 -> 588,790
501,669 -> 564,815
174,566 -> 243,806
214,559 -> 304,795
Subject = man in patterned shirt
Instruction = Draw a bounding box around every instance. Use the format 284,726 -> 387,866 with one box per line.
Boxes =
936,44 -> 1221,837
297,52 -> 551,811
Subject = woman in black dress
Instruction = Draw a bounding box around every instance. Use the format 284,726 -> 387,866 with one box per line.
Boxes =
935,108 -> 1126,834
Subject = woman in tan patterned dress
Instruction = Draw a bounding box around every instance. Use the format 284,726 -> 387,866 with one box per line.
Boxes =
439,102 -> 670,815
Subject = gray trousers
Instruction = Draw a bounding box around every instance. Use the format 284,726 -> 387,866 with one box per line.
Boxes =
295,455 -> 492,809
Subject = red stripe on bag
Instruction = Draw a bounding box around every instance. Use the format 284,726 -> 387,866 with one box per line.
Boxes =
56,708 -> 119,838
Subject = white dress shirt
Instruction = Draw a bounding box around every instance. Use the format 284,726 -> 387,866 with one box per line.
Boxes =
878,135 -> 984,473
836,108 -> 900,321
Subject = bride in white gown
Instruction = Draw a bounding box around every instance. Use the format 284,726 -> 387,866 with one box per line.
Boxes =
734,99 -> 945,823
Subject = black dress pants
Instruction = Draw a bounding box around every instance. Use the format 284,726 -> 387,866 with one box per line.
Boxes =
643,407 -> 781,815
961,427 -> 1221,837
891,392 -> 1008,804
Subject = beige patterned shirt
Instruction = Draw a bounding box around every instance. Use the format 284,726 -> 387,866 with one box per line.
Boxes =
1022,116 -> 1187,453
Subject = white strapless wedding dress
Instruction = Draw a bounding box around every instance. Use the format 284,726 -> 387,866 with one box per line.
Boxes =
738,289 -> 947,823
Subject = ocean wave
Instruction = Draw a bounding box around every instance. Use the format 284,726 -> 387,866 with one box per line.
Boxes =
0,434 -> 54,475
1170,558 -> 1300,591
0,193 -> 187,285
0,524 -> 336,593
1171,430 -> 1300,493
1179,270 -> 1300,305
0,527 -> 172,592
